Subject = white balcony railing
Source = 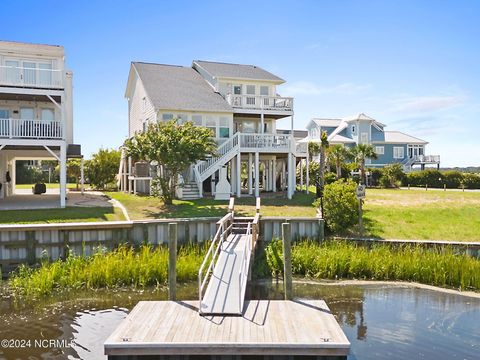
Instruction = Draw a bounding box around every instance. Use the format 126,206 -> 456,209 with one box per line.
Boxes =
239,133 -> 291,151
0,65 -> 64,89
0,118 -> 63,139
226,94 -> 293,112
412,155 -> 440,164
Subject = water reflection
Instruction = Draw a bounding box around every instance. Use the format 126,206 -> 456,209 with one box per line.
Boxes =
0,281 -> 479,360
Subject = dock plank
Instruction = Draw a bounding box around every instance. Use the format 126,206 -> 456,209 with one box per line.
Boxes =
104,300 -> 350,357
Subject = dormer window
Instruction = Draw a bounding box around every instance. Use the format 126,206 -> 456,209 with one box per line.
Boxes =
233,85 -> 242,95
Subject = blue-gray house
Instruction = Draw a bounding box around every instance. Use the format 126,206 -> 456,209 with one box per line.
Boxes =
304,113 -> 440,171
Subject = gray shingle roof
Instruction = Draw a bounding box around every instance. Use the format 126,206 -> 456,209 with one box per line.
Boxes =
381,131 -> 428,144
133,62 -> 233,113
193,60 -> 285,82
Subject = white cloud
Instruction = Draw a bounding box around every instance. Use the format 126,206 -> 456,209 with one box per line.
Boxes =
390,95 -> 465,113
281,81 -> 371,96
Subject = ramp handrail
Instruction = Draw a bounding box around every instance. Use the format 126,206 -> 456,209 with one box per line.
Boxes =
198,197 -> 235,314
238,221 -> 252,313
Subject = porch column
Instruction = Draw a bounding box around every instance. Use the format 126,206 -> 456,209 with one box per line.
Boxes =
306,149 -> 310,193
60,143 -> 67,208
260,113 -> 264,134
127,157 -> 132,194
231,158 -> 236,195
287,153 -> 293,199
122,149 -> 127,192
236,153 -> 241,198
11,160 -> 16,195
282,160 -> 286,191
300,158 -> 304,191
254,152 -> 260,197
248,153 -> 253,195
80,156 -> 85,195
272,156 -> 277,192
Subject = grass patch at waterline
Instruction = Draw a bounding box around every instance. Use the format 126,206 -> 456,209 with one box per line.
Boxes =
0,206 -> 125,224
8,244 -> 207,297
265,239 -> 480,291
106,191 -> 317,219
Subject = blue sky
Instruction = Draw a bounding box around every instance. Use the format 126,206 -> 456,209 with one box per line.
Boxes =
2,0 -> 479,167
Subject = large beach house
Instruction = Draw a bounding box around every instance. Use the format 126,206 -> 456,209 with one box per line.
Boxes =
304,113 -> 440,171
120,60 -> 305,199
0,40 -> 80,207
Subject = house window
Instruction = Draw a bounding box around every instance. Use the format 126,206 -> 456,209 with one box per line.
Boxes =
142,97 -> 147,113
192,115 -> 202,126
260,86 -> 269,96
162,113 -> 174,121
177,113 -> 188,124
233,85 -> 242,95
246,85 -> 255,95
242,120 -> 256,133
360,132 -> 368,143
39,63 -> 53,86
375,146 -> 384,155
0,109 -> 9,119
142,119 -> 149,132
351,125 -> 356,133
219,116 -> 230,138
205,117 -> 216,137
20,107 -> 35,120
41,109 -> 55,122
393,146 -> 405,159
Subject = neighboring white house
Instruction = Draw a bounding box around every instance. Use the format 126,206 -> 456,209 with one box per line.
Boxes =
0,40 -> 80,207
120,60 -> 306,199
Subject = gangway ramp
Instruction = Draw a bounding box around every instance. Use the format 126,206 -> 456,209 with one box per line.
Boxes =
198,198 -> 260,316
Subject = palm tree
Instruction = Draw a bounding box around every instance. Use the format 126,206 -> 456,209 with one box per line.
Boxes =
328,144 -> 350,180
350,144 -> 378,185
318,130 -> 329,194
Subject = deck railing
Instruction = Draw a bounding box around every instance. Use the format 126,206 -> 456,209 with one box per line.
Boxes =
226,94 -> 293,112
412,155 -> 440,163
0,118 -> 63,139
0,65 -> 64,89
239,133 -> 291,150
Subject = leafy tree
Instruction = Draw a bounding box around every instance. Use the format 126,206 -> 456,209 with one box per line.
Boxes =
308,141 -> 321,160
328,144 -> 350,180
67,159 -> 82,190
350,144 -> 378,185
87,148 -> 121,190
318,131 -> 329,192
124,120 -> 217,205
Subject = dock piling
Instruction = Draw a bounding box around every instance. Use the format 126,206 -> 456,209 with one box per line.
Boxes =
282,222 -> 293,300
168,222 -> 177,301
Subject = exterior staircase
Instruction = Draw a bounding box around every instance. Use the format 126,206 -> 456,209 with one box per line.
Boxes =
181,181 -> 201,199
194,133 -> 240,192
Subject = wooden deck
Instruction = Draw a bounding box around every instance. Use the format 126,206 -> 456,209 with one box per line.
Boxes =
201,234 -> 249,315
104,300 -> 350,358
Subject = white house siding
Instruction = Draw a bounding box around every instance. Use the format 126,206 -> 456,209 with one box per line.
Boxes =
217,79 -> 277,99
156,110 -> 233,140
128,72 -> 156,136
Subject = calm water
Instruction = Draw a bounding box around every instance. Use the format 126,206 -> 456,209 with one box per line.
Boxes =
0,281 -> 479,360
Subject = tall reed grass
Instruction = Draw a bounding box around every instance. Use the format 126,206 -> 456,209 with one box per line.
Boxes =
9,243 -> 207,297
265,239 -> 480,291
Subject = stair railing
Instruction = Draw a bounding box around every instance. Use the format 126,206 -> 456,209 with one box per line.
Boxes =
198,197 -> 235,314
238,221 -> 252,313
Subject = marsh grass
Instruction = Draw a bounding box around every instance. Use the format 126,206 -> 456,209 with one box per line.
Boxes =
265,239 -> 480,291
8,243 -> 207,297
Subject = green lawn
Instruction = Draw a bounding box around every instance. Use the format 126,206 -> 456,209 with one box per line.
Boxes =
0,206 -> 125,224
16,183 -> 78,190
363,188 -> 480,241
106,191 -> 317,219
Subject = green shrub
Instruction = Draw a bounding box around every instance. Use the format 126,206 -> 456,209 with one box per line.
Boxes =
317,179 -> 359,233
462,173 -> 480,189
442,170 -> 463,188
369,168 -> 383,187
380,163 -> 405,188
265,238 -> 284,276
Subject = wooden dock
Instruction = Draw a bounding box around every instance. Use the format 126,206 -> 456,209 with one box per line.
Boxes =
104,300 -> 350,358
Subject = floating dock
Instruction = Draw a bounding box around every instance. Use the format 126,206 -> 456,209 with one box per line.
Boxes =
104,299 -> 350,359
